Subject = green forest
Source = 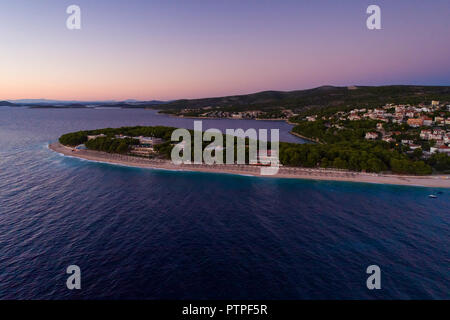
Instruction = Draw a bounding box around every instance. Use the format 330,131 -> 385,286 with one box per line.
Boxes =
59,126 -> 176,146
59,124 -> 449,175
59,126 -> 266,163
285,120 -> 449,174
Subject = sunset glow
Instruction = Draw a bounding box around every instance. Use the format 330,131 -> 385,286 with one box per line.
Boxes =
1,0 -> 450,100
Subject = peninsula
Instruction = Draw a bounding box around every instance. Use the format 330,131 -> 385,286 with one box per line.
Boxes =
50,125 -> 450,188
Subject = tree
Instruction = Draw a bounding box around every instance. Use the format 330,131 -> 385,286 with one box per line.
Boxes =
59,131 -> 87,146
116,141 -> 129,154
332,157 -> 348,169
366,158 -> 385,173
428,153 -> 450,172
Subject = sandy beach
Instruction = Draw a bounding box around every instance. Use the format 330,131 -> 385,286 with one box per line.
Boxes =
49,142 -> 450,188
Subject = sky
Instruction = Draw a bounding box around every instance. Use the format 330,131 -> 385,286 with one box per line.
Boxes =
1,0 -> 450,101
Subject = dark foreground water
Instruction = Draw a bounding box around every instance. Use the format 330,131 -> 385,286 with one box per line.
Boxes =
0,107 -> 448,299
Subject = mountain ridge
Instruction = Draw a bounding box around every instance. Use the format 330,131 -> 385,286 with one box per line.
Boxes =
160,85 -> 450,112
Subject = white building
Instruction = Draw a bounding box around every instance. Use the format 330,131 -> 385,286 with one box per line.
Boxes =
438,145 -> 450,154
422,117 -> 433,126
138,136 -> 164,145
420,130 -> 431,140
87,134 -> 106,140
365,132 -> 378,140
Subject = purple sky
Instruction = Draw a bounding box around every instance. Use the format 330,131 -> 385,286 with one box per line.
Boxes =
1,0 -> 450,100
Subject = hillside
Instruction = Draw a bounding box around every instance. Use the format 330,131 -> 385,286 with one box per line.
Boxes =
159,85 -> 450,114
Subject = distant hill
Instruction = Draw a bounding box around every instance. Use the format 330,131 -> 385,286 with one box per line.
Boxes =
140,100 -> 168,105
9,99 -> 117,105
160,85 -> 450,113
93,101 -> 167,109
28,103 -> 88,109
0,101 -> 17,106
1,99 -> 168,108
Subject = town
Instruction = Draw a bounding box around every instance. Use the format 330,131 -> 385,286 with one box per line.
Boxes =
171,107 -> 296,120
303,101 -> 450,157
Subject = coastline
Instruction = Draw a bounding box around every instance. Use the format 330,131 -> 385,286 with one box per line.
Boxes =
158,113 -> 318,143
288,131 -> 321,143
49,142 -> 450,188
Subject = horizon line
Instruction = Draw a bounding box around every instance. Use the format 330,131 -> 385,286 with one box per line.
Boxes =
3,83 -> 450,103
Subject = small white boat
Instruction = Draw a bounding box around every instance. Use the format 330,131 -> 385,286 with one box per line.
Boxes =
428,195 -> 437,198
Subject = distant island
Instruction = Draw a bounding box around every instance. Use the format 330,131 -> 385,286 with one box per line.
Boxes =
0,100 -> 166,109
50,124 -> 450,187
0,101 -> 16,106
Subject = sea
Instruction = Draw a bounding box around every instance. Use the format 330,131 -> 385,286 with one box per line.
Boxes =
0,107 -> 448,299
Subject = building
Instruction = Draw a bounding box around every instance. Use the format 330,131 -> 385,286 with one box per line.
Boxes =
115,134 -> 131,139
87,134 -> 106,140
395,105 -> 405,112
433,129 -> 446,136
348,114 -> 361,121
431,100 -> 440,106
130,146 -> 154,156
438,145 -> 450,154
420,130 -> 432,140
138,136 -> 164,145
365,132 -> 378,140
374,108 -> 385,115
172,140 -> 188,151
434,117 -> 444,125
429,134 -> 443,141
129,136 -> 165,156
422,117 -> 433,126
444,133 -> 450,144
407,118 -> 423,127
392,116 -> 404,124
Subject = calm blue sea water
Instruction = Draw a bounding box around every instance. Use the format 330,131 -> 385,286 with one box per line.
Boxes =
0,107 -> 448,299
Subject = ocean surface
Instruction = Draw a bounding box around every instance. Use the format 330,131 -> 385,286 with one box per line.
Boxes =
0,107 -> 448,299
